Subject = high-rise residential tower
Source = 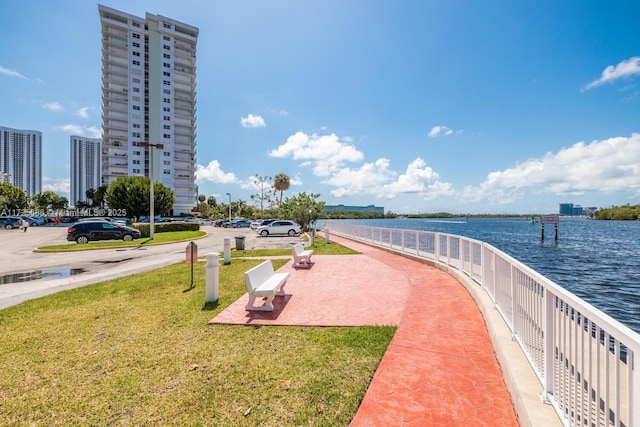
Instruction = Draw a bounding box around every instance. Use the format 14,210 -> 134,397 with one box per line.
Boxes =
70,136 -> 102,207
99,5 -> 198,214
0,126 -> 42,198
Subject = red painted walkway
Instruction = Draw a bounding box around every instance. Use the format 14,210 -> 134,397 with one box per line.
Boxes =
210,235 -> 520,426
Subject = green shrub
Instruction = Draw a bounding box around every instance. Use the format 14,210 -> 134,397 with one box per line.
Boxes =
133,221 -> 200,237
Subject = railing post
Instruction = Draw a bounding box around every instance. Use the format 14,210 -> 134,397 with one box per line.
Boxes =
511,265 -> 517,339
632,350 -> 640,427
541,288 -> 555,401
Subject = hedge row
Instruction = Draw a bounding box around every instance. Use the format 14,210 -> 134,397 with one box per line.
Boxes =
133,222 -> 200,238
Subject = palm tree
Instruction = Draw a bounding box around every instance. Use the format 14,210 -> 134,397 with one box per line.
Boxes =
85,188 -> 96,206
198,194 -> 206,203
273,173 -> 290,205
93,185 -> 108,208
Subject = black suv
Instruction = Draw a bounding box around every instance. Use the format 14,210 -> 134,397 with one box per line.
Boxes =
0,216 -> 22,229
67,221 -> 141,244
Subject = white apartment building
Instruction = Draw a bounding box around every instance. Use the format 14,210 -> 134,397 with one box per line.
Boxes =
70,136 -> 102,207
0,126 -> 42,197
99,5 -> 198,214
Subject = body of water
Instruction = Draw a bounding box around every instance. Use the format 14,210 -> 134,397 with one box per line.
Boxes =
323,217 -> 640,334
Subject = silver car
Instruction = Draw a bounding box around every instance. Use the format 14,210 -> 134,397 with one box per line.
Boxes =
255,220 -> 302,237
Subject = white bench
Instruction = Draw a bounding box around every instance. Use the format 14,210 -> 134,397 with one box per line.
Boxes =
244,260 -> 289,311
292,243 -> 314,268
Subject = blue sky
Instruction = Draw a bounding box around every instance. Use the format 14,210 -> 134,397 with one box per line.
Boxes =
2,0 -> 640,214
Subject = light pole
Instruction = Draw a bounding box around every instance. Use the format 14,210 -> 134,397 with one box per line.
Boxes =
226,192 -> 231,221
140,142 -> 164,240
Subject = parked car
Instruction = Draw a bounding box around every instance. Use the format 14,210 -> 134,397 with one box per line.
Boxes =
67,221 -> 142,244
231,219 -> 252,228
21,216 -> 41,226
138,216 -> 176,223
0,216 -> 21,229
250,218 -> 277,230
255,220 -> 302,237
78,217 -> 127,226
28,215 -> 47,225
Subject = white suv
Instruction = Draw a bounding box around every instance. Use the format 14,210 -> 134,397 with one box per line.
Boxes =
255,220 -> 302,237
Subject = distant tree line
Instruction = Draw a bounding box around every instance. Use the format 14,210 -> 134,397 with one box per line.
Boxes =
320,210 -> 390,220
593,204 -> 640,220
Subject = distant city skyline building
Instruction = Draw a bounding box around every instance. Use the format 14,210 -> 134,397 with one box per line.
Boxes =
70,135 -> 102,207
99,4 -> 198,214
0,126 -> 42,197
559,203 -> 597,216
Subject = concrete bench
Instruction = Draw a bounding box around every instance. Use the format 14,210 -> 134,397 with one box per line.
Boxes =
244,260 -> 289,311
292,243 -> 314,268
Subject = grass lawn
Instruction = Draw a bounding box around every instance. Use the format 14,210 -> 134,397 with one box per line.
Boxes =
35,230 -> 208,252
0,258 -> 395,426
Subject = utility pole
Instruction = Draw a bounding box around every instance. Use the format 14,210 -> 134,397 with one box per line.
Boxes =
140,142 -> 164,239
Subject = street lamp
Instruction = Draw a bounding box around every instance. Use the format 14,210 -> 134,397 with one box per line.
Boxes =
226,192 -> 231,221
140,142 -> 164,240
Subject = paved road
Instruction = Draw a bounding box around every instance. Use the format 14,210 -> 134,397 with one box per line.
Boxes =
0,224 -> 304,309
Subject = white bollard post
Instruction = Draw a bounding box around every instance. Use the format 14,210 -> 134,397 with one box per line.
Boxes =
223,237 -> 231,265
205,253 -> 219,302
325,227 -> 330,243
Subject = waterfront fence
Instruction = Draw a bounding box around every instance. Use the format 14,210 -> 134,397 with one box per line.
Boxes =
326,222 -> 640,427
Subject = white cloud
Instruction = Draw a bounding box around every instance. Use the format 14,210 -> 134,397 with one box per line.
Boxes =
55,124 -> 101,138
428,125 -> 462,138
240,114 -> 266,128
290,174 -> 303,186
75,107 -> 90,118
86,126 -> 102,139
462,133 -> 640,204
269,132 -> 364,176
0,65 -> 27,79
324,158 -> 397,197
584,57 -> 640,91
57,124 -> 83,134
195,160 -> 238,184
381,158 -> 455,199
270,132 -> 453,200
43,177 -> 70,195
323,157 -> 454,200
42,102 -> 64,112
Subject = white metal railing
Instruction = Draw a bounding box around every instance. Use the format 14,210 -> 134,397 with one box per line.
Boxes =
327,222 -> 640,427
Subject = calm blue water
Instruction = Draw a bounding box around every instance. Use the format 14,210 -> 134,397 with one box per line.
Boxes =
322,217 -> 640,334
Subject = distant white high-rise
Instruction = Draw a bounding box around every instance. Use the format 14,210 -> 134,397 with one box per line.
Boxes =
70,136 -> 102,207
99,4 -> 198,214
0,126 -> 42,197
